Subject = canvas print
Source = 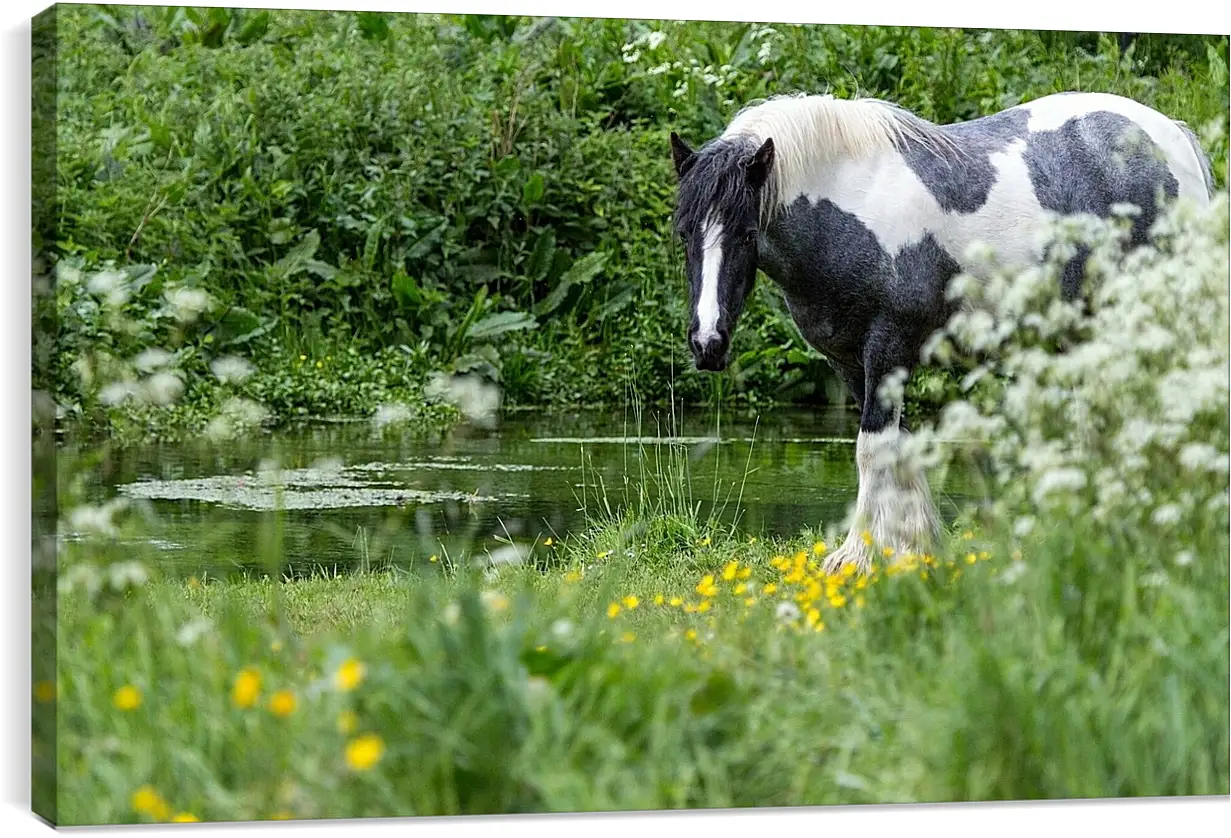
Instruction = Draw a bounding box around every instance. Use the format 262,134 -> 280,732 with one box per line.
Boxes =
31,3 -> 1230,826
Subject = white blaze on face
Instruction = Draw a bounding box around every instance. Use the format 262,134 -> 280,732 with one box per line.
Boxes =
696,214 -> 724,346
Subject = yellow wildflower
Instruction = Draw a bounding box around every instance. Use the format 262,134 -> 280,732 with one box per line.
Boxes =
684,629 -> 698,642
962,530 -> 974,540
270,811 -> 294,821
270,639 -> 283,653
564,569 -> 583,583
855,595 -> 866,609
965,553 -> 977,565
429,554 -> 439,563
744,597 -> 757,607
607,602 -> 622,619
620,632 -> 636,643
232,668 -> 261,708
131,786 -> 171,821
683,603 -> 697,614
669,596 -> 683,607
315,360 -> 323,369
812,541 -> 827,555
882,546 -> 895,558
763,583 -> 777,595
721,561 -> 739,581
698,536 -> 712,547
829,594 -> 847,608
697,599 -> 712,614
334,659 -> 365,692
596,550 -> 613,559
345,733 -> 385,771
978,551 -> 991,561
171,813 -> 199,823
653,594 -> 665,606
336,710 -> 358,735
298,354 -> 306,362
622,595 -> 640,610
695,574 -> 719,597
861,530 -> 873,546
34,681 -> 56,703
268,690 -> 297,718
733,583 -> 747,595
543,537 -> 553,547
737,566 -> 752,579
113,684 -> 142,711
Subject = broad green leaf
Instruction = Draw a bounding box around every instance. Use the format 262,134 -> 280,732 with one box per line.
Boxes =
391,270 -> 422,309
522,173 -> 545,205
407,221 -> 447,261
535,250 -> 608,316
466,310 -> 538,341
273,230 -> 320,278
235,10 -> 270,45
526,230 -> 556,282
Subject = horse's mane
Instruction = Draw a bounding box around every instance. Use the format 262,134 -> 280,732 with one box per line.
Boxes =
721,93 -> 963,225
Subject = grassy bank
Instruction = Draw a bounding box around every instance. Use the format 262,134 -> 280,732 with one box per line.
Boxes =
49,507 -> 1228,823
40,8 -> 1230,440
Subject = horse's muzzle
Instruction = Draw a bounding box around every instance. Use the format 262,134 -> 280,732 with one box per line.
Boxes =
690,335 -> 730,372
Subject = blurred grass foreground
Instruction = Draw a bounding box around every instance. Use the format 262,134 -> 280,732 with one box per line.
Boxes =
30,5 -> 1231,826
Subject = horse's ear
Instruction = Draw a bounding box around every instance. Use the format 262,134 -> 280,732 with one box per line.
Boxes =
744,137 -> 775,189
670,132 -> 696,178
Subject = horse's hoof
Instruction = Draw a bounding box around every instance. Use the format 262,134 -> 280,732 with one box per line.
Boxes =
820,537 -> 871,576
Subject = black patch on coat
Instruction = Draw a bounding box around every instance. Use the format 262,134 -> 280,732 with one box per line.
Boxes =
759,198 -> 961,430
1022,110 -> 1179,246
899,109 -> 1031,214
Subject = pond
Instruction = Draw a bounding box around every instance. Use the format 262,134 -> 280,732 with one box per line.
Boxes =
59,406 -> 978,579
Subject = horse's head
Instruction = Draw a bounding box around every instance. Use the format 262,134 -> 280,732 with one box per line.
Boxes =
670,131 -> 775,372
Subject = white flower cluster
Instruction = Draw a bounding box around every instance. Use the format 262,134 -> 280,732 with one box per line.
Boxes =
902,191 -> 1229,553
621,29 -> 667,64
619,28 -> 741,100
205,397 -> 271,441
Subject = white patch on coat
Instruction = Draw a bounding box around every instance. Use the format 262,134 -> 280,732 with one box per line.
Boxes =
695,215 -> 724,345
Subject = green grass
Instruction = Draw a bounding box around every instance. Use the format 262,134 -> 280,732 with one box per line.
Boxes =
48,506 -> 1228,824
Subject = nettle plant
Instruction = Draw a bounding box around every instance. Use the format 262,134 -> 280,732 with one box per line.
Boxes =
898,186 -> 1230,554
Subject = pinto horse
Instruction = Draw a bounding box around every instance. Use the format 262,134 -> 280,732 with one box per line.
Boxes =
670,91 -> 1214,572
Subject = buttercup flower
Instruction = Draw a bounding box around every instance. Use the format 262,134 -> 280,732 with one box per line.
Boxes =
232,668 -> 261,708
113,684 -> 142,711
269,690 -> 297,718
345,733 -> 385,771
334,659 -> 365,692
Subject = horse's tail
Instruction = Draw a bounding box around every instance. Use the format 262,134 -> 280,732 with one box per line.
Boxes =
1175,119 -> 1216,198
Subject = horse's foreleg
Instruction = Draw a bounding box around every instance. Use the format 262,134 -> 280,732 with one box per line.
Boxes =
822,352 -> 943,574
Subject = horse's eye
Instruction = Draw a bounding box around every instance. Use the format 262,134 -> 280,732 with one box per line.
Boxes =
743,230 -> 759,246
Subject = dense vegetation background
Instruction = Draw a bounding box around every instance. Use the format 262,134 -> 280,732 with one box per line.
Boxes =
43,7 -> 1229,439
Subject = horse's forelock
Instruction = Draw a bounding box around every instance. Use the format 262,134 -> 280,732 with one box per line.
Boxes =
674,137 -> 761,237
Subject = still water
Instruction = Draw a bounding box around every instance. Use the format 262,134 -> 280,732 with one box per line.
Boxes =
62,406 -> 976,578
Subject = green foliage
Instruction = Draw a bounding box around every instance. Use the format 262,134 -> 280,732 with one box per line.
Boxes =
49,9 -> 1229,436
